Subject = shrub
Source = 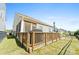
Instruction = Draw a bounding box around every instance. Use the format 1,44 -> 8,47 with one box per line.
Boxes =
74,30 -> 79,40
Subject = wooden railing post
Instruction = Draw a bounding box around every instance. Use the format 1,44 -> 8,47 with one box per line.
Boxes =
56,33 -> 57,41
32,32 -> 35,51
20,33 -> 23,46
52,33 -> 53,43
26,32 -> 30,53
45,33 -> 47,46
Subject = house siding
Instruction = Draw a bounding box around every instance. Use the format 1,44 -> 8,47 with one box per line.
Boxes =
0,3 -> 6,31
13,14 -> 23,32
0,3 -> 6,42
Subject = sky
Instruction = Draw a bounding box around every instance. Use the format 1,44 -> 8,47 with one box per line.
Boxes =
6,3 -> 79,31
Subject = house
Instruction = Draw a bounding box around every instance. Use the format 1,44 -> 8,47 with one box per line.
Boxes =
13,13 -> 54,34
58,28 -> 66,33
13,13 -> 61,52
0,3 -> 6,42
58,28 -> 68,37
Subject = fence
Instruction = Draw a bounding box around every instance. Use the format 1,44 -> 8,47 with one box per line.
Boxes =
17,32 -> 60,53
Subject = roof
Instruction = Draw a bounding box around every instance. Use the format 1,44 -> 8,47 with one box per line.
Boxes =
16,13 -> 53,28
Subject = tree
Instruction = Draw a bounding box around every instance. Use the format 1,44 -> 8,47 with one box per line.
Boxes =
74,30 -> 79,40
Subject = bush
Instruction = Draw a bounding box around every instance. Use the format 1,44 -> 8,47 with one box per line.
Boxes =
74,30 -> 79,40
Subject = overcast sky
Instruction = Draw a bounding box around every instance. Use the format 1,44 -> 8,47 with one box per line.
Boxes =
6,3 -> 79,31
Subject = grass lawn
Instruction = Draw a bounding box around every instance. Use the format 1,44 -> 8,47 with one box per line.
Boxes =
33,37 -> 79,55
33,39 -> 69,55
0,37 -> 28,55
0,36 -> 79,55
65,37 -> 79,55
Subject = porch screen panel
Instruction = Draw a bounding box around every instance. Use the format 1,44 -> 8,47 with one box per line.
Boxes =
24,21 -> 31,32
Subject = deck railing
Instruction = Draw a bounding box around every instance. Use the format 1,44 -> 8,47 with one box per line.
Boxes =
17,32 -> 60,53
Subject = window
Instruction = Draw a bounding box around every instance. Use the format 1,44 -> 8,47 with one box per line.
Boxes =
39,26 -> 43,30
24,22 -> 31,32
32,24 -> 36,30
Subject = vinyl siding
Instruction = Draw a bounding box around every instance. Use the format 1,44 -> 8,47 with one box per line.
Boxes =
0,3 -> 6,31
13,14 -> 22,32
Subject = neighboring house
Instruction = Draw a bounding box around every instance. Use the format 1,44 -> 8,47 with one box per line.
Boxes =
58,28 -> 66,33
58,28 -> 68,36
13,13 -> 54,34
0,3 -> 6,41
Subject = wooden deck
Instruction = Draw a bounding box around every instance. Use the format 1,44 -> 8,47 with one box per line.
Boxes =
17,32 -> 60,53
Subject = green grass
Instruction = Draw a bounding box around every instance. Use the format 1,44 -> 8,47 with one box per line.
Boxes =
33,39 -> 69,55
33,37 -> 79,55
0,37 -> 79,55
0,37 -> 28,55
65,37 -> 79,55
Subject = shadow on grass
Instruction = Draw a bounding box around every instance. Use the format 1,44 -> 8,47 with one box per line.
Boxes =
13,36 -> 27,52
